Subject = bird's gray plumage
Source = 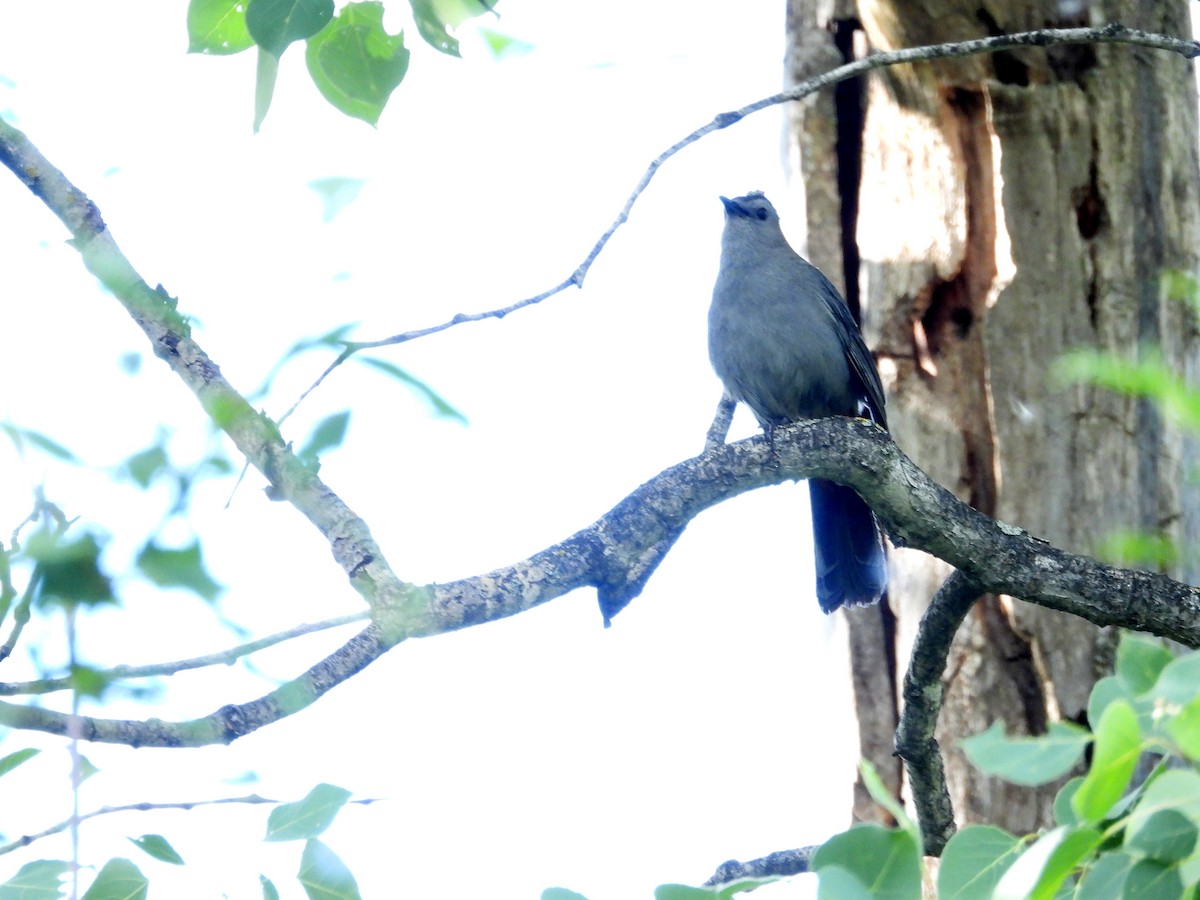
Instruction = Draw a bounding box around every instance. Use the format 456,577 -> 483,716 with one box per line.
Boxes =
708,192 -> 887,612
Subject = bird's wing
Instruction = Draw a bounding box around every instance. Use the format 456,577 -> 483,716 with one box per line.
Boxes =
812,269 -> 888,428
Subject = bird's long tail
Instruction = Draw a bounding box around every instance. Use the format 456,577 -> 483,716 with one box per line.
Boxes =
808,479 -> 887,612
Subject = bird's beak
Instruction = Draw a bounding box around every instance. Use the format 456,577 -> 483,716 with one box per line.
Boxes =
715,195 -> 744,218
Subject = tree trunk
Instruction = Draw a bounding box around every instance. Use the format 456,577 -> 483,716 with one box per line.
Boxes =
786,0 -> 1200,835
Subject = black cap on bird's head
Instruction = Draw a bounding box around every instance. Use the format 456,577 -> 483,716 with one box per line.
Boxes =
719,191 -> 780,225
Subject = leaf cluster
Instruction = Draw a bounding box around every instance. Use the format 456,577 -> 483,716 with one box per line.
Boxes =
186,0 -> 504,127
0,776 -> 363,899
813,633 -> 1200,899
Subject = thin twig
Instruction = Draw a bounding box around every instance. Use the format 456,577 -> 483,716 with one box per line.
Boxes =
343,23 -> 1199,351
281,24 -> 1198,414
0,612 -> 367,696
703,393 -> 737,452
0,794 -> 277,858
0,793 -> 382,858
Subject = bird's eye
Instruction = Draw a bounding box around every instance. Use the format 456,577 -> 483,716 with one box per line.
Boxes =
755,208 -> 768,221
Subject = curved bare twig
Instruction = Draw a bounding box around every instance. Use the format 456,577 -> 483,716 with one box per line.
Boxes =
348,23 -> 1197,350
0,612 -> 367,696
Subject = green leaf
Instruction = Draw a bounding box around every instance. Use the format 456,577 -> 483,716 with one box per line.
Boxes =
1127,809 -> 1198,863
297,411 -> 351,464
305,3 -> 409,126
1162,270 -> 1200,307
254,47 -> 279,132
1095,530 -> 1178,568
1054,777 -> 1085,827
410,0 -> 495,56
245,0 -> 333,57
260,875 -> 280,900
1088,676 -> 1138,732
308,177 -> 367,222
1072,700 -> 1142,823
859,759 -> 919,848
540,890 -> 590,900
265,783 -> 352,841
77,754 -> 100,782
651,885 -> 769,900
128,834 -> 185,865
297,839 -> 360,900
0,859 -> 70,898
251,323 -> 358,399
654,887 -> 718,900
188,0 -> 255,54
120,444 -> 169,489
813,824 -> 922,900
136,540 -> 223,602
712,880 -> 773,899
1152,653 -> 1200,707
0,421 -> 79,463
992,825 -> 1102,900
1122,859 -> 1184,897
1168,695 -> 1200,760
1074,852 -> 1133,899
0,748 -> 40,779
960,721 -> 1090,786
1127,771 -> 1200,847
1054,348 -> 1200,431
477,27 -> 534,60
1117,633 -> 1176,695
21,430 -> 79,464
28,529 -> 115,610
815,866 -> 874,900
70,664 -> 111,700
80,859 -> 147,900
359,357 -> 468,424
938,825 -> 1022,898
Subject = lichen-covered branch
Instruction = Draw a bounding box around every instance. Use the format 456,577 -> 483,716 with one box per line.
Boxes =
893,570 -> 984,857
0,117 -> 432,646
705,846 -> 817,885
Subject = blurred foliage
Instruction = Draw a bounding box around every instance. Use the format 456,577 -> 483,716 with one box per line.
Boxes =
806,633 -> 1200,898
1053,269 -> 1200,573
187,0 -> 505,127
0,772 -> 362,898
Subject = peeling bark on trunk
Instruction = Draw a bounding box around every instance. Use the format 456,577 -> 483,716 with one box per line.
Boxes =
785,0 -> 1200,834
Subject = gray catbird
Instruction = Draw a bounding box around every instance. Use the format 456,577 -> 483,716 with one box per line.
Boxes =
708,191 -> 887,612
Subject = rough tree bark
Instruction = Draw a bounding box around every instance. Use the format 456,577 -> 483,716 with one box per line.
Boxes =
786,0 -> 1200,834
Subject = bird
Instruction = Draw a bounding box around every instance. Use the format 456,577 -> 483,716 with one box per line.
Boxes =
708,191 -> 887,612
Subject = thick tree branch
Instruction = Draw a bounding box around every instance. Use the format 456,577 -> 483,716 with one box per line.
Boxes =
893,570 -> 984,857
705,846 -> 817,885
0,116 -> 432,651
0,414 -> 1196,745
415,419 -> 1200,643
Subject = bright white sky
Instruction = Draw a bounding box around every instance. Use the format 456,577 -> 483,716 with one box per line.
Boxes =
0,2 -> 862,897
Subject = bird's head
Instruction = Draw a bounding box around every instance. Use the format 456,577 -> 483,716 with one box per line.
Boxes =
717,192 -> 789,257
719,192 -> 780,226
